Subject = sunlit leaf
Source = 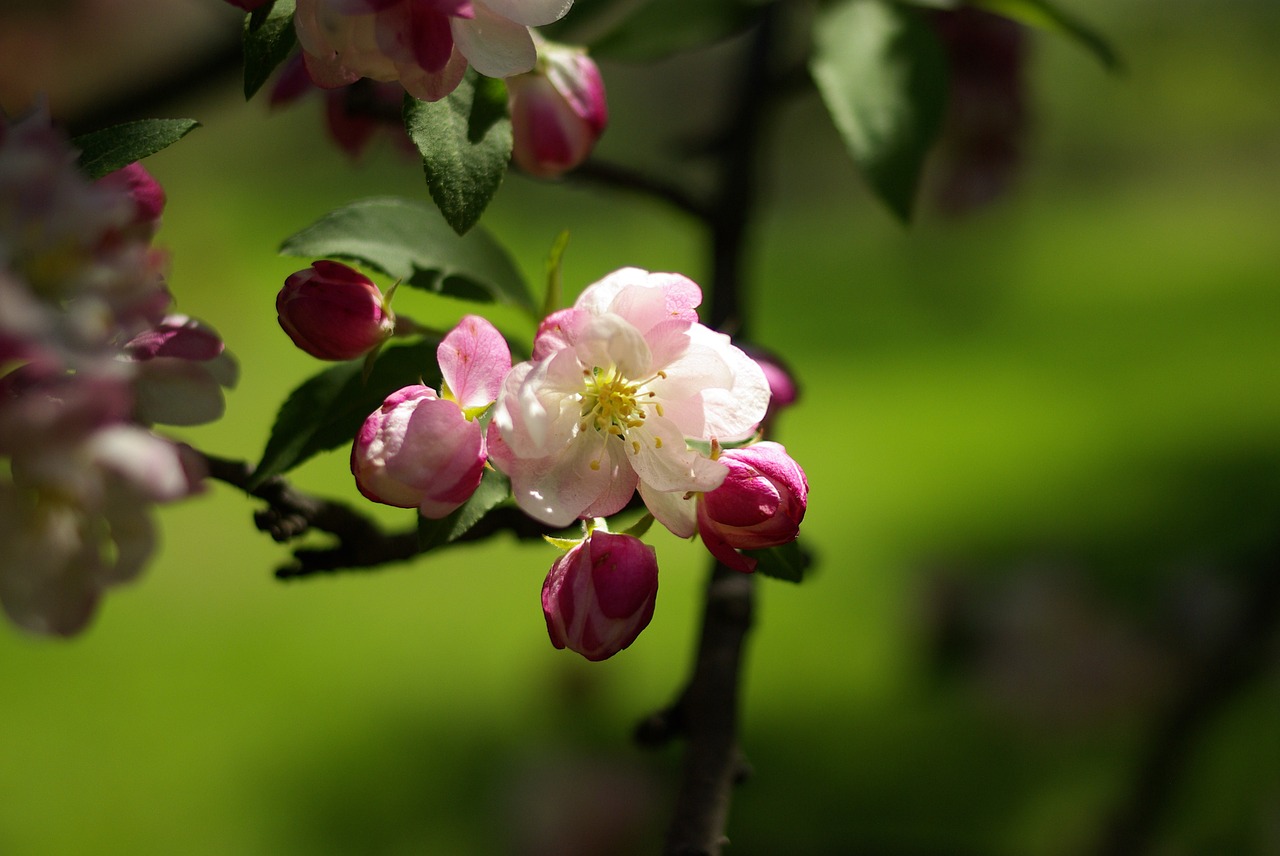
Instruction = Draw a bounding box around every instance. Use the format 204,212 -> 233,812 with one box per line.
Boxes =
243,0 -> 298,100
404,73 -> 511,236
74,119 -> 200,179
279,197 -> 533,311
417,468 -> 512,551
249,340 -> 438,489
810,0 -> 948,223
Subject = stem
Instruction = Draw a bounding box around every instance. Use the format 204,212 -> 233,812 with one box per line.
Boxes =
655,7 -> 782,855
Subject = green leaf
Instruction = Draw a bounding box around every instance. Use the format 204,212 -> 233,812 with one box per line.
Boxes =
968,0 -> 1121,72
417,468 -> 511,551
404,73 -> 512,236
551,0 -> 762,61
250,340 -> 439,489
542,230 -> 570,318
74,119 -> 200,179
279,197 -> 534,312
746,540 -> 812,584
243,0 -> 298,100
810,0 -> 948,223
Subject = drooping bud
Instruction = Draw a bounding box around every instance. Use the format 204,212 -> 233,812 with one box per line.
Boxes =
508,41 -> 607,178
542,530 -> 658,661
696,441 -> 808,573
350,385 -> 487,518
277,260 -> 394,360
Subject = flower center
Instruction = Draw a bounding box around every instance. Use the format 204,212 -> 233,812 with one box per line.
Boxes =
580,366 -> 646,436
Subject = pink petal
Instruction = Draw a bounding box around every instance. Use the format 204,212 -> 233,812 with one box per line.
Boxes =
437,314 -> 511,409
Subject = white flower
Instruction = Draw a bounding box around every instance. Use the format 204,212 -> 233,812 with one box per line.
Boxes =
489,267 -> 769,530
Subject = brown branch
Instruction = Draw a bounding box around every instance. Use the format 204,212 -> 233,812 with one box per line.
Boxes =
571,159 -> 714,221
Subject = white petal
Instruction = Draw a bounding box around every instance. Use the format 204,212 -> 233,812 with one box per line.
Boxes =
627,418 -> 726,494
638,482 -> 697,538
475,0 -> 572,27
450,9 -> 535,78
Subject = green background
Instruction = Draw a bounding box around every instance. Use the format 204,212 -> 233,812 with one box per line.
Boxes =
2,1 -> 1278,853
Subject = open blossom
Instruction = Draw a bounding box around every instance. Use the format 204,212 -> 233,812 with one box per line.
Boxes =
294,0 -> 575,103
542,528 -> 658,661
508,39 -> 607,178
352,315 -> 510,518
489,267 -> 769,530
696,441 -> 808,573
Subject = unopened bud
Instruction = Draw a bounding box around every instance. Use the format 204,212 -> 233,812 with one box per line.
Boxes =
277,260 -> 394,360
508,43 -> 607,178
542,530 -> 658,661
696,441 -> 808,573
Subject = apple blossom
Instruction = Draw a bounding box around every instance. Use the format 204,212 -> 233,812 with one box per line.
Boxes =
277,260 -> 395,360
508,40 -> 607,178
293,0 -> 575,103
352,314 -> 511,518
126,315 -> 239,426
542,528 -> 658,661
489,267 -> 770,531
95,162 -> 166,239
696,441 -> 808,573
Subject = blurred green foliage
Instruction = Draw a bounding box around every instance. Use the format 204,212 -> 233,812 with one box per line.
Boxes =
2,1 -> 1279,854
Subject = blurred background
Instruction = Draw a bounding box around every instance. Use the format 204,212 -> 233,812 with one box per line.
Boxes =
2,0 -> 1278,853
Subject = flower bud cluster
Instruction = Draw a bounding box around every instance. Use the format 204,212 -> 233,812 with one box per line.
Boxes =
0,110 -> 235,637
339,265 -> 806,660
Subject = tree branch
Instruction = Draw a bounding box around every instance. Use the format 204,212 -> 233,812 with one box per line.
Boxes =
572,159 -> 714,221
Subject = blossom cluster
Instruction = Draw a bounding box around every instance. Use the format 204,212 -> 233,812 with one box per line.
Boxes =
279,261 -> 807,660
0,111 -> 235,636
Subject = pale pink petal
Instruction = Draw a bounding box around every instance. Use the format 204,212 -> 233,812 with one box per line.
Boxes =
573,266 -> 649,316
532,307 -> 588,360
88,427 -> 194,502
506,430 -> 622,526
132,358 -> 227,427
626,417 -> 726,494
574,314 -> 651,379
450,7 -> 535,78
437,314 -> 511,409
387,398 -> 484,494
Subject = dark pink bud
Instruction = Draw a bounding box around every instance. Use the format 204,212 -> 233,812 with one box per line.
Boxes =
697,442 -> 808,573
95,162 -> 165,238
277,260 -> 394,360
542,530 -> 658,661
508,44 -> 607,178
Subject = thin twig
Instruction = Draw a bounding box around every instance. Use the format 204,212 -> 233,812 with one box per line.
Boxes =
572,160 -> 714,221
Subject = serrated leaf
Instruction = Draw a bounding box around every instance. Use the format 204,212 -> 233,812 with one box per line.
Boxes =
810,0 -> 948,223
746,540 -> 812,584
250,340 -> 438,488
74,119 -> 200,179
279,197 -> 534,311
969,0 -> 1120,72
404,73 -> 511,236
417,467 -> 512,550
555,0 -> 762,61
244,0 -> 298,100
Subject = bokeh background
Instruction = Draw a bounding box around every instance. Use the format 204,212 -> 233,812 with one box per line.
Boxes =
2,1 -> 1278,853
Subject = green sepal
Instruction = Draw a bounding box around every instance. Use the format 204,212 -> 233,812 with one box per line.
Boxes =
243,0 -> 297,100
403,73 -> 512,236
542,230 -> 570,318
74,118 -> 200,179
279,197 -> 534,312
249,339 -> 439,489
543,535 -> 582,553
417,467 -> 511,551
746,540 -> 812,584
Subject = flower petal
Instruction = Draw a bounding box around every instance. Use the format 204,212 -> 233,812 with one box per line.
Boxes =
438,314 -> 511,410
450,7 -> 535,78
475,0 -> 572,27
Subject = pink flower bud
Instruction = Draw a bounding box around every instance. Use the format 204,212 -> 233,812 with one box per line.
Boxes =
350,384 -> 486,518
508,44 -> 607,178
542,530 -> 658,661
95,162 -> 166,239
277,260 -> 394,360
696,441 -> 808,573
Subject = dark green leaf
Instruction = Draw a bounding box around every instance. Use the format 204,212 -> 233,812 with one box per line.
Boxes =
74,119 -> 200,179
969,0 -> 1121,72
747,540 -> 812,584
404,73 -> 511,236
244,0 -> 298,100
250,340 -> 439,489
417,468 -> 511,551
279,197 -> 534,311
550,0 -> 762,61
810,0 -> 948,223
